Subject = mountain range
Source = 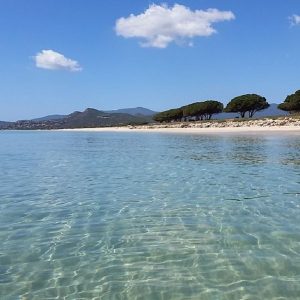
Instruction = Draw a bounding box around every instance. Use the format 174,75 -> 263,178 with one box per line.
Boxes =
31,107 -> 157,122
1,108 -> 154,130
62,108 -> 153,128
105,107 -> 157,116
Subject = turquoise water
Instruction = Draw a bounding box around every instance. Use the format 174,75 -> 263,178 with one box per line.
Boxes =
0,131 -> 300,299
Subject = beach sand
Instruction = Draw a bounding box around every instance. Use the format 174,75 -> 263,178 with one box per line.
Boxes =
59,125 -> 300,134
57,117 -> 300,134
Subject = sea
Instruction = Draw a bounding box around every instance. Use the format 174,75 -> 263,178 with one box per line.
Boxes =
0,130 -> 299,299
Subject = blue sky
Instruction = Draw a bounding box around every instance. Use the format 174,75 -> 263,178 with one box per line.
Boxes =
0,0 -> 299,121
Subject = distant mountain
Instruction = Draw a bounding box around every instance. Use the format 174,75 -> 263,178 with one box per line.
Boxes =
32,114 -> 66,122
105,107 -> 157,116
214,103 -> 288,119
62,108 -> 151,128
5,108 -> 153,130
256,103 -> 288,117
31,107 -> 157,122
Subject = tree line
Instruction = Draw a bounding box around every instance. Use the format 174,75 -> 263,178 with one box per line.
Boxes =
153,90 -> 300,123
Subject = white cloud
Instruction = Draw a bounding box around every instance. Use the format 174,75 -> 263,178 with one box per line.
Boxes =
34,50 -> 82,72
115,4 -> 235,48
289,14 -> 300,26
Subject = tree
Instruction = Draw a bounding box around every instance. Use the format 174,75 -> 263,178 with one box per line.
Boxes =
153,108 -> 183,122
183,102 -> 206,120
278,90 -> 300,113
201,100 -> 224,120
224,94 -> 269,118
182,100 -> 223,120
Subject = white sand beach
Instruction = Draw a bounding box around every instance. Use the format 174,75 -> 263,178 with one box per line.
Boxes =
58,117 -> 300,134
60,126 -> 300,134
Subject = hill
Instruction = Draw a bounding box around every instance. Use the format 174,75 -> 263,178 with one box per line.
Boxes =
105,107 -> 157,116
63,108 -> 151,128
32,115 -> 66,121
256,103 -> 289,117
31,107 -> 157,122
5,108 -> 152,130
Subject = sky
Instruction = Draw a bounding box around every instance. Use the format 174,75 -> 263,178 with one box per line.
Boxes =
0,0 -> 300,121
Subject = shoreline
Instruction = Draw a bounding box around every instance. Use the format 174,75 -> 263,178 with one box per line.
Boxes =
59,125 -> 300,134
57,117 -> 300,134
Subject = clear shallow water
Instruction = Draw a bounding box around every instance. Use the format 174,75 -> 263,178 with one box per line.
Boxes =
0,131 -> 300,300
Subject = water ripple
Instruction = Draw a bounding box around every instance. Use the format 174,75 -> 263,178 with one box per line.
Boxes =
0,131 -> 300,299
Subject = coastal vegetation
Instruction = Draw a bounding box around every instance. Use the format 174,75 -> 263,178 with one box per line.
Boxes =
183,101 -> 223,120
153,92 -> 299,123
224,94 -> 269,118
152,108 -> 183,123
153,100 -> 224,122
278,90 -> 300,113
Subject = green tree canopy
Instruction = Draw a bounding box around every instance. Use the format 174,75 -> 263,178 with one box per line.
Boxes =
224,94 -> 269,118
201,100 -> 224,120
153,108 -> 183,122
278,90 -> 300,113
183,102 -> 205,120
183,100 -> 223,120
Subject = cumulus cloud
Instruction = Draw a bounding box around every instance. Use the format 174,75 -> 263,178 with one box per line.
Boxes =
34,50 -> 82,71
115,3 -> 235,48
289,14 -> 300,26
